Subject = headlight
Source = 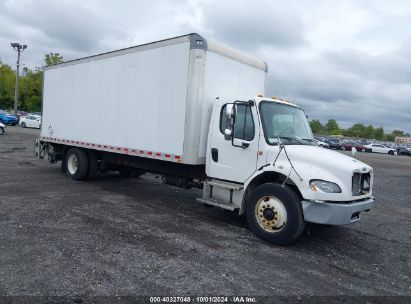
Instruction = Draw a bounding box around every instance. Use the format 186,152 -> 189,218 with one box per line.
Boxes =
309,180 -> 342,193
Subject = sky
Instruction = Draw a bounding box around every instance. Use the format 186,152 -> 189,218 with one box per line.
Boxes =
0,0 -> 410,133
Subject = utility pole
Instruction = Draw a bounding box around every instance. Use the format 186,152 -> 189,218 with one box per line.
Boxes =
10,43 -> 27,116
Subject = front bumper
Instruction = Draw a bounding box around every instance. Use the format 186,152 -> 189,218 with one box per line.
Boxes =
301,197 -> 374,225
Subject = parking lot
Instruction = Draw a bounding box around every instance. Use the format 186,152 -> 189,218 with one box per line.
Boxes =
0,126 -> 410,299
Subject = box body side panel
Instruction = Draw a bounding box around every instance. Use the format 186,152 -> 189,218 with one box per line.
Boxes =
41,42 -> 190,157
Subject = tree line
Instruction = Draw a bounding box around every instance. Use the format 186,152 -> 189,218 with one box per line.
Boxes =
310,119 -> 409,142
0,53 -> 63,112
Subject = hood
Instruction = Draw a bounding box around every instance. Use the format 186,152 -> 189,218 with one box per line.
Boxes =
4,114 -> 17,119
283,145 -> 371,172
265,145 -> 373,201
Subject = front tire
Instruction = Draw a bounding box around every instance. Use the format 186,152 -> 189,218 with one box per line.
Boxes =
388,150 -> 394,155
65,148 -> 89,181
246,183 -> 305,245
0,127 -> 4,135
21,122 -> 26,128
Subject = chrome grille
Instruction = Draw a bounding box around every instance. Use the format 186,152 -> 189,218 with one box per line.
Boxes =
352,172 -> 371,196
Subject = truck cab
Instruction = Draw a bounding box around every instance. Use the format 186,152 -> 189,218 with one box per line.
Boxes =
201,96 -> 374,244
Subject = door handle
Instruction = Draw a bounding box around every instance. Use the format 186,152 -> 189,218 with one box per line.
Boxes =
211,148 -> 218,162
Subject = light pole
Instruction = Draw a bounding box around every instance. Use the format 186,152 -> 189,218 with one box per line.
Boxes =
10,43 -> 27,116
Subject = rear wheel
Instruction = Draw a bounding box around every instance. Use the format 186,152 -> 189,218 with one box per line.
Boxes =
65,148 -> 89,181
246,183 -> 305,245
388,150 -> 394,155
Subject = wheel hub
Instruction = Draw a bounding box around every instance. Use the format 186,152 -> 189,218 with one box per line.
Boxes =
67,154 -> 78,175
255,196 -> 287,233
262,208 -> 275,220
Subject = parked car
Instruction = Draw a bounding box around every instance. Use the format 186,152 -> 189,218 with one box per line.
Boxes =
341,141 -> 368,152
397,146 -> 411,156
16,110 -> 28,122
325,138 -> 341,150
0,122 -> 6,135
364,144 -> 396,155
314,138 -> 329,148
19,114 -> 42,129
0,110 -> 18,125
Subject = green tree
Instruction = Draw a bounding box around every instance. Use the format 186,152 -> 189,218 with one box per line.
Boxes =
348,123 -> 366,137
0,61 -> 16,110
384,134 -> 395,142
309,119 -> 323,134
20,67 -> 43,111
375,127 -> 384,140
363,125 -> 375,139
391,129 -> 404,137
326,119 -> 340,135
44,52 -> 63,66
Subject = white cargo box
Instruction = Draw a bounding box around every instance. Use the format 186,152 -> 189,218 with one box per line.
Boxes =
41,34 -> 267,165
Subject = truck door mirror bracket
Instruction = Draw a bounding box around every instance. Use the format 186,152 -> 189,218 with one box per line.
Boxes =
224,129 -> 233,140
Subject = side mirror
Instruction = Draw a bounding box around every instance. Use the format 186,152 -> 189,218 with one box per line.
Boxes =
224,128 -> 232,140
226,104 -> 234,118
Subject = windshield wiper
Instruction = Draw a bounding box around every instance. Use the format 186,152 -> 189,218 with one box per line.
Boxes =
277,136 -> 304,145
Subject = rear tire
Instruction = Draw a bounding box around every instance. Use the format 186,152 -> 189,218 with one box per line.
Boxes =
65,148 -> 89,181
388,150 -> 394,155
246,183 -> 305,245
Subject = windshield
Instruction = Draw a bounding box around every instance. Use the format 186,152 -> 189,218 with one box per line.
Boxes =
259,101 -> 314,145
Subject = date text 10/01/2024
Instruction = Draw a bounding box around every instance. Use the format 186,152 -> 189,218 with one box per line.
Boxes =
149,296 -> 257,303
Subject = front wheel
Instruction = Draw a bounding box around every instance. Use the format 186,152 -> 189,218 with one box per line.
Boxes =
21,122 -> 26,128
388,150 -> 394,155
246,183 -> 305,245
0,127 -> 4,135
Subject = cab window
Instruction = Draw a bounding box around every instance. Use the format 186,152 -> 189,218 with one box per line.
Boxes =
220,104 -> 254,141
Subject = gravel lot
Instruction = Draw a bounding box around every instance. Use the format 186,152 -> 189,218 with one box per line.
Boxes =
0,126 -> 410,301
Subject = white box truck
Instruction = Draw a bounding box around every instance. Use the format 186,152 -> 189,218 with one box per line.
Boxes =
36,34 -> 375,245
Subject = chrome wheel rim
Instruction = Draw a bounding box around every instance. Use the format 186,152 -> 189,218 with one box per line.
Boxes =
255,196 -> 287,233
67,154 -> 78,175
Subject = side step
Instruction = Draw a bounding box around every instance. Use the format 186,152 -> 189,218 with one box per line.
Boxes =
206,180 -> 243,191
196,198 -> 238,211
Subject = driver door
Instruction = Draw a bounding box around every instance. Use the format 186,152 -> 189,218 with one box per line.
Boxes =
207,101 -> 259,183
